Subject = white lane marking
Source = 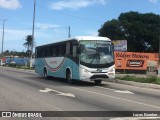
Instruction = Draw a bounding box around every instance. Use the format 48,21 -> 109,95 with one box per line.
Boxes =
114,90 -> 134,94
70,86 -> 160,109
110,117 -> 160,120
95,86 -> 135,94
137,86 -> 160,92
39,88 -> 53,92
95,86 -> 116,91
39,88 -> 81,120
106,81 -> 160,92
39,88 -> 75,98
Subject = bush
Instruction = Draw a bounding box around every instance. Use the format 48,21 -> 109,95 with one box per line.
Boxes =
117,75 -> 160,85
9,63 -> 16,67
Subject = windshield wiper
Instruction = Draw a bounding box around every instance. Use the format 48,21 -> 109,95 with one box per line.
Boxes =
96,41 -> 100,64
89,41 -> 100,64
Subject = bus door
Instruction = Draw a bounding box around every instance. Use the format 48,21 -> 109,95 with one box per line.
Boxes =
66,41 -> 78,79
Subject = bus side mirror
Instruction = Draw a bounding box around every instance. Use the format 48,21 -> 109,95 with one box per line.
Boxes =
112,43 -> 114,50
77,45 -> 81,55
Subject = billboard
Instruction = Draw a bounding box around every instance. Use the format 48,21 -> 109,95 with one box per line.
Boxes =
112,40 -> 127,52
115,52 -> 158,70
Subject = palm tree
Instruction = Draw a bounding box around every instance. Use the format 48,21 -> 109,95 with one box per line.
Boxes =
23,35 -> 34,57
23,35 -> 32,50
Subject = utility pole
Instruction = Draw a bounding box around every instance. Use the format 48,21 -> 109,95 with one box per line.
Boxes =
0,19 -> 7,54
158,36 -> 160,75
30,0 -> 36,68
68,26 -> 71,38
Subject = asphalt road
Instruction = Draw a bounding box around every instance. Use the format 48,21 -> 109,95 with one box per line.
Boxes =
0,66 -> 160,120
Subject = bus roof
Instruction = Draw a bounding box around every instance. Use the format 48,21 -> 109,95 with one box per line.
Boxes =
36,36 -> 111,47
72,36 -> 111,41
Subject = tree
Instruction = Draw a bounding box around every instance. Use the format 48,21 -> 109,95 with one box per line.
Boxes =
1,50 -> 28,57
23,35 -> 33,57
3,50 -> 10,56
98,11 -> 160,52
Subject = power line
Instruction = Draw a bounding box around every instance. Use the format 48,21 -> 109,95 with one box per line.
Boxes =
0,26 -> 69,30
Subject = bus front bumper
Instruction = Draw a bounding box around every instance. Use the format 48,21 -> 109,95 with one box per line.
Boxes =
80,71 -> 115,81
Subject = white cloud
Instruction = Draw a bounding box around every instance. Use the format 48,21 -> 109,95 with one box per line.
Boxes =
149,0 -> 159,3
36,23 -> 61,29
49,0 -> 106,10
35,22 -> 68,34
83,29 -> 98,36
3,29 -> 30,41
0,29 -> 30,51
1,29 -> 52,42
0,0 -> 21,10
1,22 -> 67,42
0,26 -> 69,51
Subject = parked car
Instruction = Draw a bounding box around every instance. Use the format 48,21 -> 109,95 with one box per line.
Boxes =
0,59 -> 5,65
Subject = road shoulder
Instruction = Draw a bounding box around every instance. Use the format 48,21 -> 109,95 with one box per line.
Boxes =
105,78 -> 160,90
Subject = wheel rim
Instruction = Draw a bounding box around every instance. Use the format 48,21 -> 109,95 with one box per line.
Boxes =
67,72 -> 72,83
95,80 -> 102,85
44,69 -> 47,78
67,73 -> 71,81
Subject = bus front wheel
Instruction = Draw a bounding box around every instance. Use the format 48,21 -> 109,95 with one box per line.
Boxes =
94,80 -> 102,85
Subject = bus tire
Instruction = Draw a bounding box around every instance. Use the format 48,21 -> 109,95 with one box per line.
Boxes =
44,68 -> 49,79
94,80 -> 102,85
66,70 -> 73,84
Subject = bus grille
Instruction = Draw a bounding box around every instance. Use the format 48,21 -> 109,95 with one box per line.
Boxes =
90,74 -> 108,79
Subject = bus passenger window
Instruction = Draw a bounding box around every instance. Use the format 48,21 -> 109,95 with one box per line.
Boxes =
52,46 -> 56,57
66,42 -> 70,55
62,43 -> 66,56
70,42 -> 73,56
55,45 -> 59,56
73,46 -> 77,57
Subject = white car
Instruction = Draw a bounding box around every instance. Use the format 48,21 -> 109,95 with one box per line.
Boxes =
0,59 -> 5,65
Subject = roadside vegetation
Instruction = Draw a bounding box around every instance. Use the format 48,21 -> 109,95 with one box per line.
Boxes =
116,75 -> 160,85
14,65 -> 34,70
0,64 -> 34,70
98,11 -> 160,52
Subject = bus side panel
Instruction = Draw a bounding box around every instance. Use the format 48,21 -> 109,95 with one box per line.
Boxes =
63,58 -> 80,80
43,57 -> 80,80
43,57 -> 64,78
35,58 -> 45,76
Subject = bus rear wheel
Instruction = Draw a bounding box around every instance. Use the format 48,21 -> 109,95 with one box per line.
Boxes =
44,68 -> 49,79
94,80 -> 102,85
66,70 -> 73,84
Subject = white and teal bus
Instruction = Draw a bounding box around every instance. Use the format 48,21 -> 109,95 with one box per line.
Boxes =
35,36 -> 115,85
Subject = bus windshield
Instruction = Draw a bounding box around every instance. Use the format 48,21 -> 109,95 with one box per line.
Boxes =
79,40 -> 114,68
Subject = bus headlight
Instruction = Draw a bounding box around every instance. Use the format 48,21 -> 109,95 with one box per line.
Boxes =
108,67 -> 115,77
108,67 -> 115,72
82,68 -> 90,73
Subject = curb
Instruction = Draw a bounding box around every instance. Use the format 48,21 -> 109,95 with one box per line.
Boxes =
106,79 -> 160,90
0,66 -> 35,73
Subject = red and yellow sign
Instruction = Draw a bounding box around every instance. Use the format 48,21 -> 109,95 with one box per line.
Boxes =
114,52 -> 159,70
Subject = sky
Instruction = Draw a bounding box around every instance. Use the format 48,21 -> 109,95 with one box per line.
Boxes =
0,0 -> 160,52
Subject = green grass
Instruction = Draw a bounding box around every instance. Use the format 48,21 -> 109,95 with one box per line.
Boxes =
15,65 -> 34,70
116,75 -> 160,85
